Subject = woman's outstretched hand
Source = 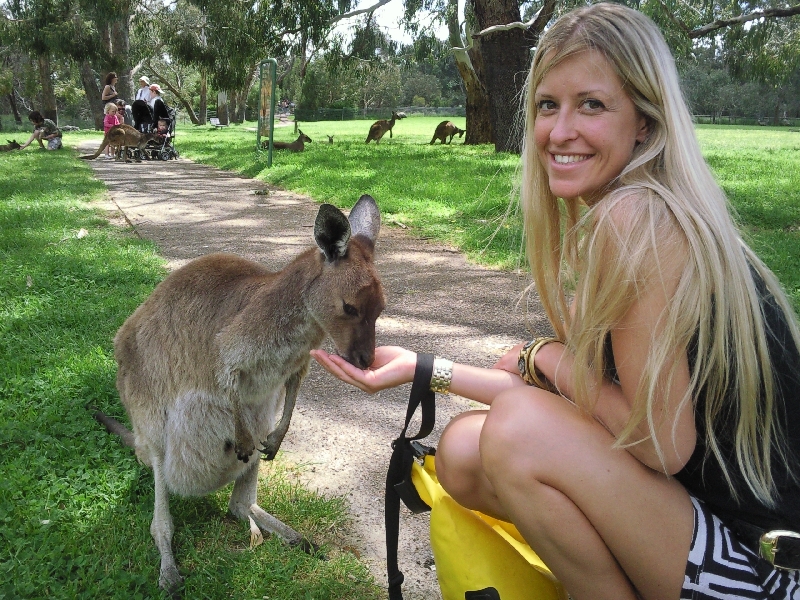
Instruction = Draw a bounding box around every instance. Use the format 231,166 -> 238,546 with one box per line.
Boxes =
310,346 -> 418,394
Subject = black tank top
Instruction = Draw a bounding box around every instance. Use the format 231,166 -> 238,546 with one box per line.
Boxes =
605,275 -> 800,531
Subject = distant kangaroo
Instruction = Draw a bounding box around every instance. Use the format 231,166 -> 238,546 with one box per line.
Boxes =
262,130 -> 312,152
0,139 -> 21,151
94,195 -> 385,595
365,111 -> 404,144
79,124 -> 158,162
430,121 -> 465,145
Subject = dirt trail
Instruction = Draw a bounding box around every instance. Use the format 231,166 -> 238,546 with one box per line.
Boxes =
77,140 -> 547,599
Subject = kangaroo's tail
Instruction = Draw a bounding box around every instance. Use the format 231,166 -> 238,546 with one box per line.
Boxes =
79,137 -> 109,160
93,411 -> 136,448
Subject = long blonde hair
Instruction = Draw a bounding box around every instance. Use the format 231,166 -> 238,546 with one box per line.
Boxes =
521,2 -> 799,504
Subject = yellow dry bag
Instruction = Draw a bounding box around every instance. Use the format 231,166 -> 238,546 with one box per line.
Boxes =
385,354 -> 567,600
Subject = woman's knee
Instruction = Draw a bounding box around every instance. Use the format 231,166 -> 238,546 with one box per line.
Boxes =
479,389 -> 565,486
436,411 -> 488,505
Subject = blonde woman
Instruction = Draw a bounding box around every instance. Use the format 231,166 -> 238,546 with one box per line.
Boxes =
311,4 -> 800,598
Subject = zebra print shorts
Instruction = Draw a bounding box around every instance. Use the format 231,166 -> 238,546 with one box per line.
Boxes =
682,496 -> 800,599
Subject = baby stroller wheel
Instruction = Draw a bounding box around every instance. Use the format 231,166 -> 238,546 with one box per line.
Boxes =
160,150 -> 171,161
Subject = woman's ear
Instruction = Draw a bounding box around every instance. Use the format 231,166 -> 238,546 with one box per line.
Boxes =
635,115 -> 650,144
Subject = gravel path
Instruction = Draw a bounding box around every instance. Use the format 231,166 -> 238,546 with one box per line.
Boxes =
77,140 -> 548,599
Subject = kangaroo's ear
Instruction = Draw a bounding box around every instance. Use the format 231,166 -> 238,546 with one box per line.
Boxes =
348,195 -> 381,245
314,204 -> 351,261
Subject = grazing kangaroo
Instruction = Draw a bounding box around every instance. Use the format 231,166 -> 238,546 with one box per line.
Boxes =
79,124 -> 158,162
262,130 -> 312,152
430,121 -> 465,145
365,111 -> 404,144
1,139 -> 21,151
94,194 -> 385,595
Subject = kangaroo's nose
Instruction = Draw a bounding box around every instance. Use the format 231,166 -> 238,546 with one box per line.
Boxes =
349,349 -> 374,370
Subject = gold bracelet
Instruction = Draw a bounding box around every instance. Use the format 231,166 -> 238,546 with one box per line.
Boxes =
430,357 -> 454,393
518,337 -> 558,390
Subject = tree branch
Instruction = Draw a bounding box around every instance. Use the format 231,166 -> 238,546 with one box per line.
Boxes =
689,5 -> 800,38
329,0 -> 394,26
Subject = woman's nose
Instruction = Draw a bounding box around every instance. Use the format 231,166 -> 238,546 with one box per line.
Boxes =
549,110 -> 578,144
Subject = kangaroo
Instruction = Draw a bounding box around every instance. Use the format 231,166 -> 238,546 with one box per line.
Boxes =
94,194 -> 385,595
365,111 -> 403,144
1,139 -> 21,151
430,121 -> 465,145
262,130 -> 312,152
79,124 -> 158,162
327,135 -> 334,144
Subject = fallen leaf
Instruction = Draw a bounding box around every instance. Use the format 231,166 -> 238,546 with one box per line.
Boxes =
76,228 -> 88,239
26,275 -> 33,288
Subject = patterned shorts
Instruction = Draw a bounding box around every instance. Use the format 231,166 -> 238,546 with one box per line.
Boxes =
47,137 -> 62,150
682,496 -> 800,599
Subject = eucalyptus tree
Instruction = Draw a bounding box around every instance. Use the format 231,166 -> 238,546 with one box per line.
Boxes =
160,0 -> 355,123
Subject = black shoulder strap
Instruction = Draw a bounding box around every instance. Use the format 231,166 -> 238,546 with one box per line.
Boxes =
385,353 -> 436,600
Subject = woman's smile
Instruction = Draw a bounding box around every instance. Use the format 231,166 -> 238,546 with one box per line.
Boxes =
534,49 -> 648,201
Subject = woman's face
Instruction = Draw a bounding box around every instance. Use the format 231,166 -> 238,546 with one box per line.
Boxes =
533,49 -> 648,202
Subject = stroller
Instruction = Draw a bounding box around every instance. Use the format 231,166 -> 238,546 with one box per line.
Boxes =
130,99 -> 180,161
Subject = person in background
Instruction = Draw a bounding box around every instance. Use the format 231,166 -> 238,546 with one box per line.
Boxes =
19,111 -> 62,150
135,75 -> 151,103
116,98 -> 133,126
103,102 -> 121,159
101,72 -> 119,104
311,4 -> 800,599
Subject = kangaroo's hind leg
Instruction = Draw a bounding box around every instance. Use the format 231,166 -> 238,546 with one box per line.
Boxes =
151,456 -> 183,595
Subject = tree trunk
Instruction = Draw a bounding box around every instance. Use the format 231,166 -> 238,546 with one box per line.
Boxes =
37,55 -> 58,123
111,15 -> 133,103
199,69 -> 208,125
447,0 -> 492,144
80,61 -> 104,130
9,93 -> 22,124
472,0 -> 534,153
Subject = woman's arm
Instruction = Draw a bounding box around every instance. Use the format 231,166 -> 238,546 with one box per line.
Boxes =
310,345 -> 528,406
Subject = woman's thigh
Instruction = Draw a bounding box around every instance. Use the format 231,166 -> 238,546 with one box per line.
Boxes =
479,388 -> 694,599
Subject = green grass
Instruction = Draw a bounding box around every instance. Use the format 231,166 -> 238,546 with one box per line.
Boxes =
175,119 -> 800,312
0,145 -> 382,599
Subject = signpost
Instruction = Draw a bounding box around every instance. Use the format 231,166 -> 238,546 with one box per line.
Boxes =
256,58 -> 278,166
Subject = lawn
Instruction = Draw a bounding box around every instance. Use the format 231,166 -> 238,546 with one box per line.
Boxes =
176,117 -> 800,312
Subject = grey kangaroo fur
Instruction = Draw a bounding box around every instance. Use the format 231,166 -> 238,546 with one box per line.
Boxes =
262,130 -> 312,152
365,111 -> 404,144
430,121 -> 465,145
94,194 -> 385,595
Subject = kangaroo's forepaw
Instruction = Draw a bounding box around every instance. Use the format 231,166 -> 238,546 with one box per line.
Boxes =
257,438 -> 281,461
235,441 -> 255,462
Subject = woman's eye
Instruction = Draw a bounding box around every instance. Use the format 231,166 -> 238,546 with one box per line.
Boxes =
343,303 -> 358,317
582,98 -> 605,111
536,99 -> 556,112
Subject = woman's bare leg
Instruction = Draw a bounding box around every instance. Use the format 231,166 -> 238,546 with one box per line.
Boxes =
437,388 -> 693,600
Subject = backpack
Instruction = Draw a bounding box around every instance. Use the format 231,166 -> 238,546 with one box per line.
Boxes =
384,354 -> 568,600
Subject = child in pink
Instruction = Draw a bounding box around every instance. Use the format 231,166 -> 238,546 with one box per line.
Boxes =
103,102 -> 121,158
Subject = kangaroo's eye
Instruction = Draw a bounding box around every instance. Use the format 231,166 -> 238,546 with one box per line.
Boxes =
343,302 -> 358,317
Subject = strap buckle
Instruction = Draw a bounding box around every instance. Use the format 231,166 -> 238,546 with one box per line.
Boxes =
759,530 -> 800,569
